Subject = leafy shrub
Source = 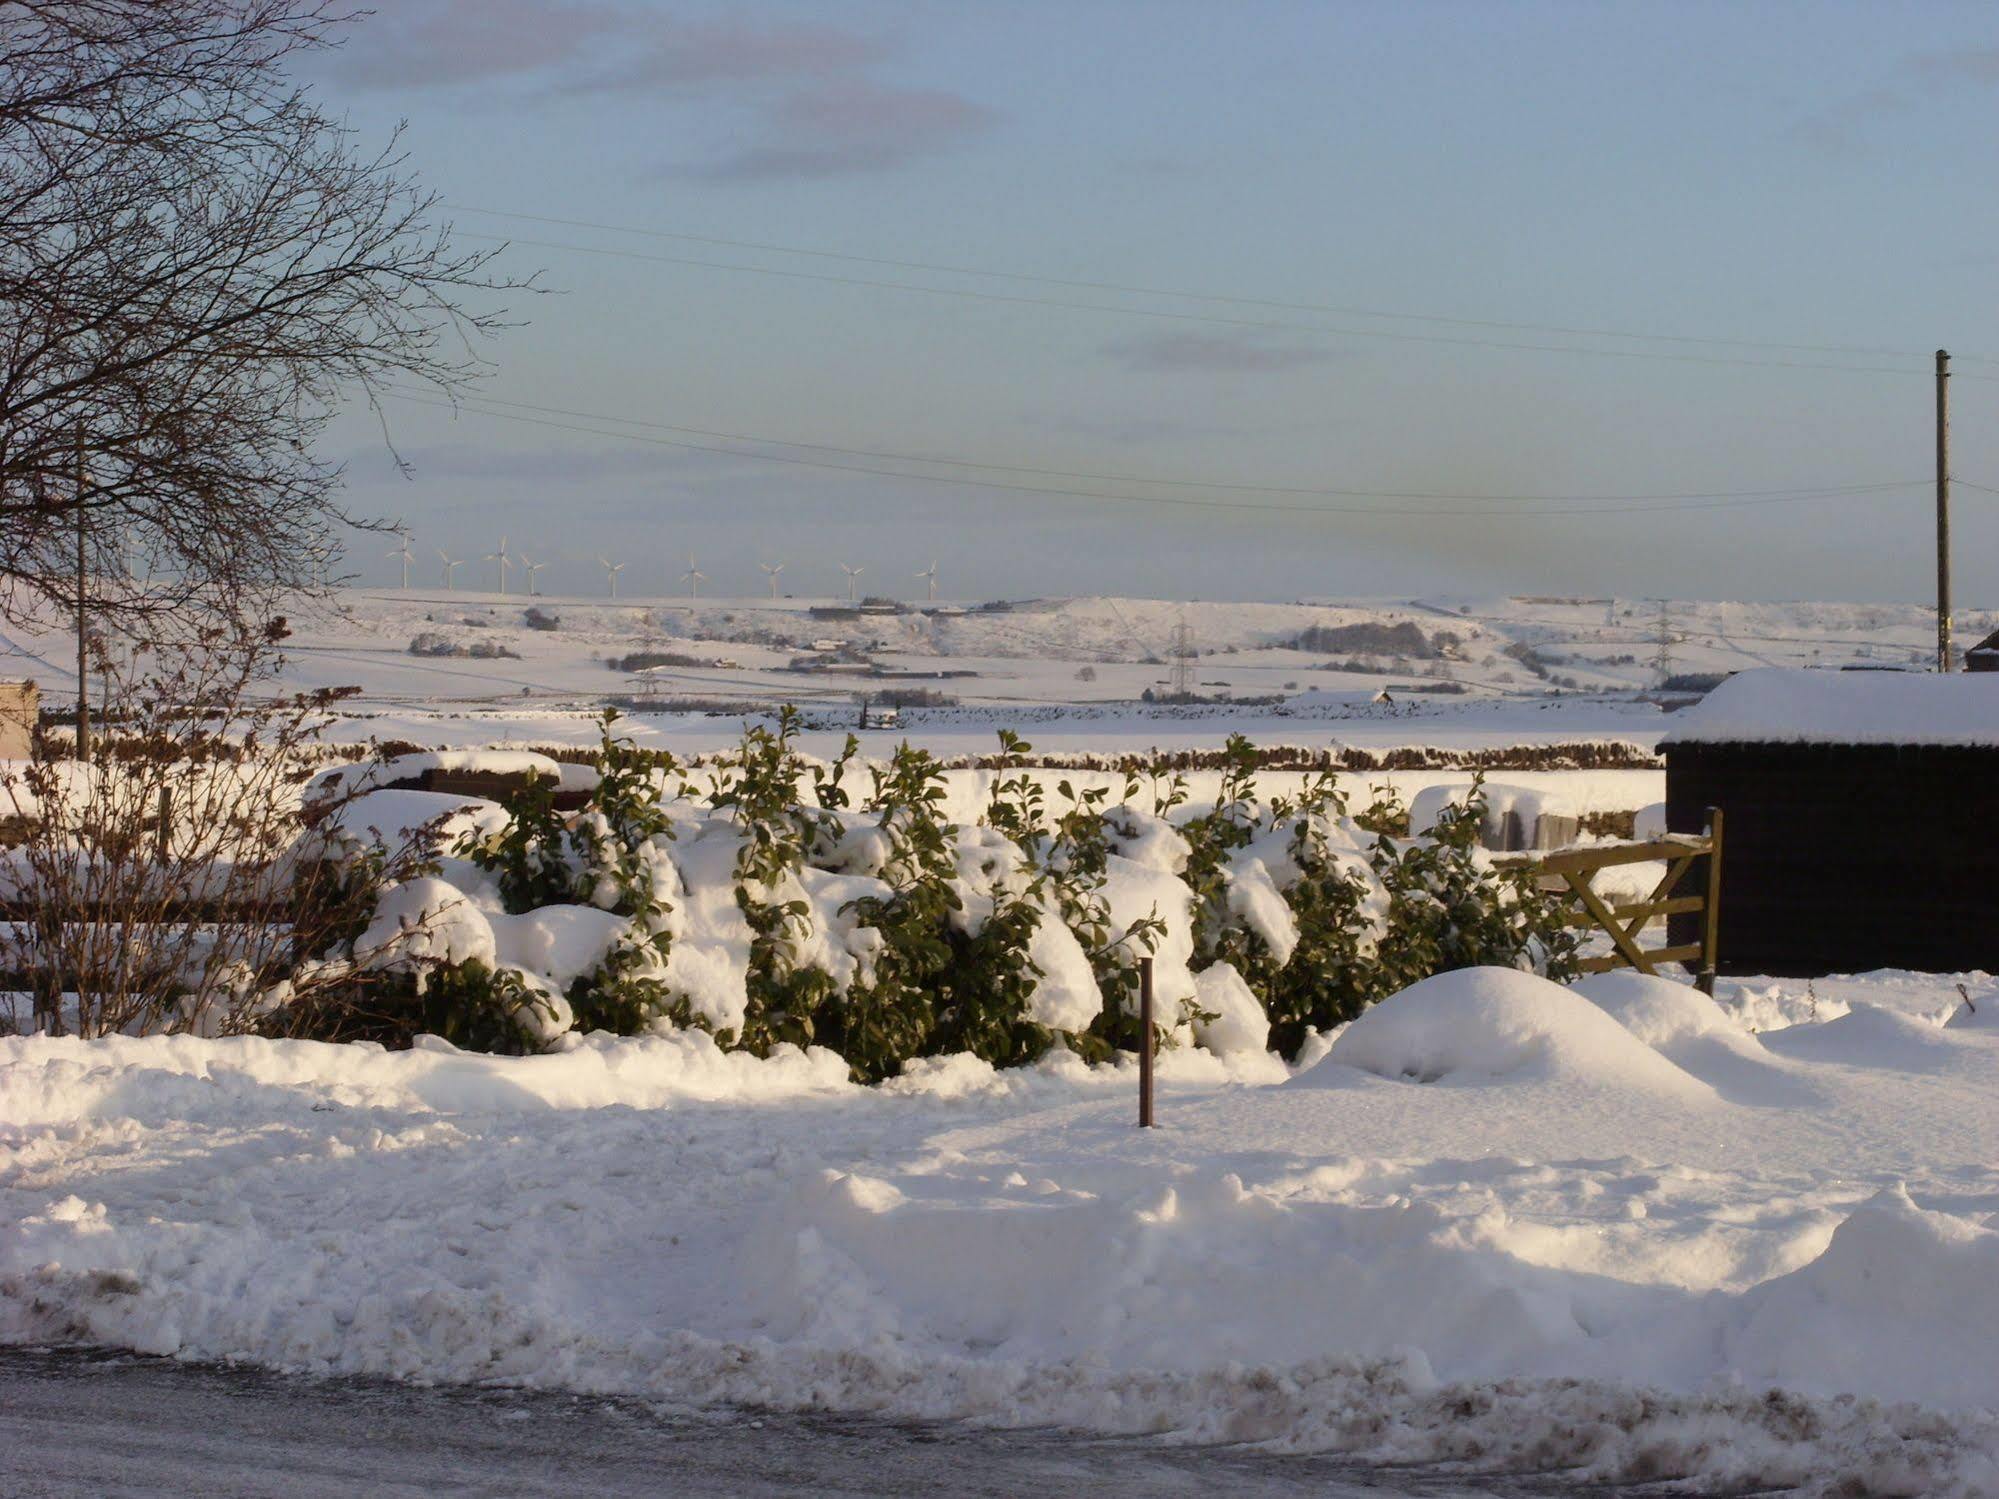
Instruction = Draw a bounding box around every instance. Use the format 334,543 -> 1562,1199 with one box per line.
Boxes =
331,721 -> 1587,1075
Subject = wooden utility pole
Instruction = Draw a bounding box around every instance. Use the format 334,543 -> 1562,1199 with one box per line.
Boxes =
1937,348 -> 1952,673
73,427 -> 89,763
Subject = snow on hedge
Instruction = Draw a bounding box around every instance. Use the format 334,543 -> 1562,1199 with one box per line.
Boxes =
283,721 -> 1583,1076
305,748 -> 572,801
1664,666 -> 1999,746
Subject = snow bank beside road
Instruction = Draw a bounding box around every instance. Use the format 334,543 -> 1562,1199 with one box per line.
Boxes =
5,968 -> 1999,1492
0,1029 -> 853,1126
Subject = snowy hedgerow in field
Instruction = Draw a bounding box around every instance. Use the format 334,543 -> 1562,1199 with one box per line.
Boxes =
311,721 -> 1584,1073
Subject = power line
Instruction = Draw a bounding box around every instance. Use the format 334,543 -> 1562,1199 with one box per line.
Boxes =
383,384 -> 1916,506
377,389 -> 1931,519
451,204 -> 1995,367
457,232 -> 1964,380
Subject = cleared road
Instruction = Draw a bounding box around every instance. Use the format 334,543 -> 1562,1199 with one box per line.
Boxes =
0,1346 -> 1559,1498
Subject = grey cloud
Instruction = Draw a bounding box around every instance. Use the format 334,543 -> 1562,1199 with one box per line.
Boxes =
1787,87 -> 1908,157
1791,47 -> 1999,156
329,3 -> 994,180
586,20 -> 888,90
691,82 -> 996,181
1909,47 -> 1999,85
332,0 -> 624,89
1102,331 -> 1337,374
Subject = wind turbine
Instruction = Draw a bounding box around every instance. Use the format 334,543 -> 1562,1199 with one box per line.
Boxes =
840,563 -> 864,603
438,549 -> 464,589
760,561 -> 784,599
682,554 -> 707,598
484,534 -> 512,595
598,556 -> 625,598
388,532 -> 413,589
521,555 -> 546,596
915,561 -> 938,602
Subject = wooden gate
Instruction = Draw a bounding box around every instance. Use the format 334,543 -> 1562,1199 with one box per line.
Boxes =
1497,808 -> 1724,993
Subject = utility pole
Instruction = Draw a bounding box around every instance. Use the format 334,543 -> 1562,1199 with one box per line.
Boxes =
1652,598 -> 1673,686
1937,348 -> 1952,673
1170,617 -> 1195,698
74,428 -> 89,765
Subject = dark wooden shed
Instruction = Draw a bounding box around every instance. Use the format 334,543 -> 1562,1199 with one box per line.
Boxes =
1664,668 -> 1999,977
1966,629 -> 1999,673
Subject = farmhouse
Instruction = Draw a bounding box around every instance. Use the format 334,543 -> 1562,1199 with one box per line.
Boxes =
1663,667 -> 1999,976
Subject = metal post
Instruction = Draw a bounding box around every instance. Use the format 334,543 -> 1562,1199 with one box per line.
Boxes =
1937,349 -> 1952,673
74,429 -> 89,764
1138,955 -> 1155,1127
1698,806 -> 1724,996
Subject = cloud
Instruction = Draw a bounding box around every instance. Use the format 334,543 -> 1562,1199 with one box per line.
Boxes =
332,0 -> 625,89
1102,331 -> 1338,374
1787,87 -> 1909,157
586,19 -> 888,90
1909,47 -> 1999,85
1791,47 -> 1999,155
329,3 -> 995,179
691,81 -> 996,181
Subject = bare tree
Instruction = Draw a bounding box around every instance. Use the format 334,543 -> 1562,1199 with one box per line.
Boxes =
0,1 -> 527,630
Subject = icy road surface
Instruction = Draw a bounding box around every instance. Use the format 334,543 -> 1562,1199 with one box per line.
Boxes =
0,1347 -> 1527,1498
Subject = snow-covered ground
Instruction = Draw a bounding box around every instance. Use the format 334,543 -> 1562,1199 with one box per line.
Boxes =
5,965 -> 1998,1493
5,588 -> 1983,724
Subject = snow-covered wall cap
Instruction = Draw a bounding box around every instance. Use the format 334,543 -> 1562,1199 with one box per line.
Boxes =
1662,668 -> 1999,748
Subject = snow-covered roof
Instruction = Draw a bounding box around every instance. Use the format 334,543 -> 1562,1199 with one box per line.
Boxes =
1663,667 -> 1999,747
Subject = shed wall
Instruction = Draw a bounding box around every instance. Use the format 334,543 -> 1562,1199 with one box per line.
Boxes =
1666,742 -> 1999,976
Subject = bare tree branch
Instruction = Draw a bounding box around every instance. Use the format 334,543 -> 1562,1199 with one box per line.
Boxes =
0,1 -> 531,628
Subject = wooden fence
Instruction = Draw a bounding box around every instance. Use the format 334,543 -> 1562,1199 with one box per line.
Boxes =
1496,808 -> 1723,994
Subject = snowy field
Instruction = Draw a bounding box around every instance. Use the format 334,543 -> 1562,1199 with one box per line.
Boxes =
5,588 -> 1984,727
5,966 -> 1998,1494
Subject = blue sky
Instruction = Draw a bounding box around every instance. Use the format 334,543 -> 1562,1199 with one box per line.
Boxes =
310,1 -> 1999,604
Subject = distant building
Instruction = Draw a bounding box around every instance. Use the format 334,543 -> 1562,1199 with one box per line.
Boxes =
0,680 -> 35,758
1966,629 -> 1999,673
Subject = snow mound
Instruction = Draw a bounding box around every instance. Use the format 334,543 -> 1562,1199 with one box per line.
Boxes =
1726,1185 -> 1999,1408
1302,967 -> 1712,1096
1761,1003 -> 1962,1072
1573,971 -> 1818,1106
1944,986 -> 1998,1031
0,1031 -> 853,1125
